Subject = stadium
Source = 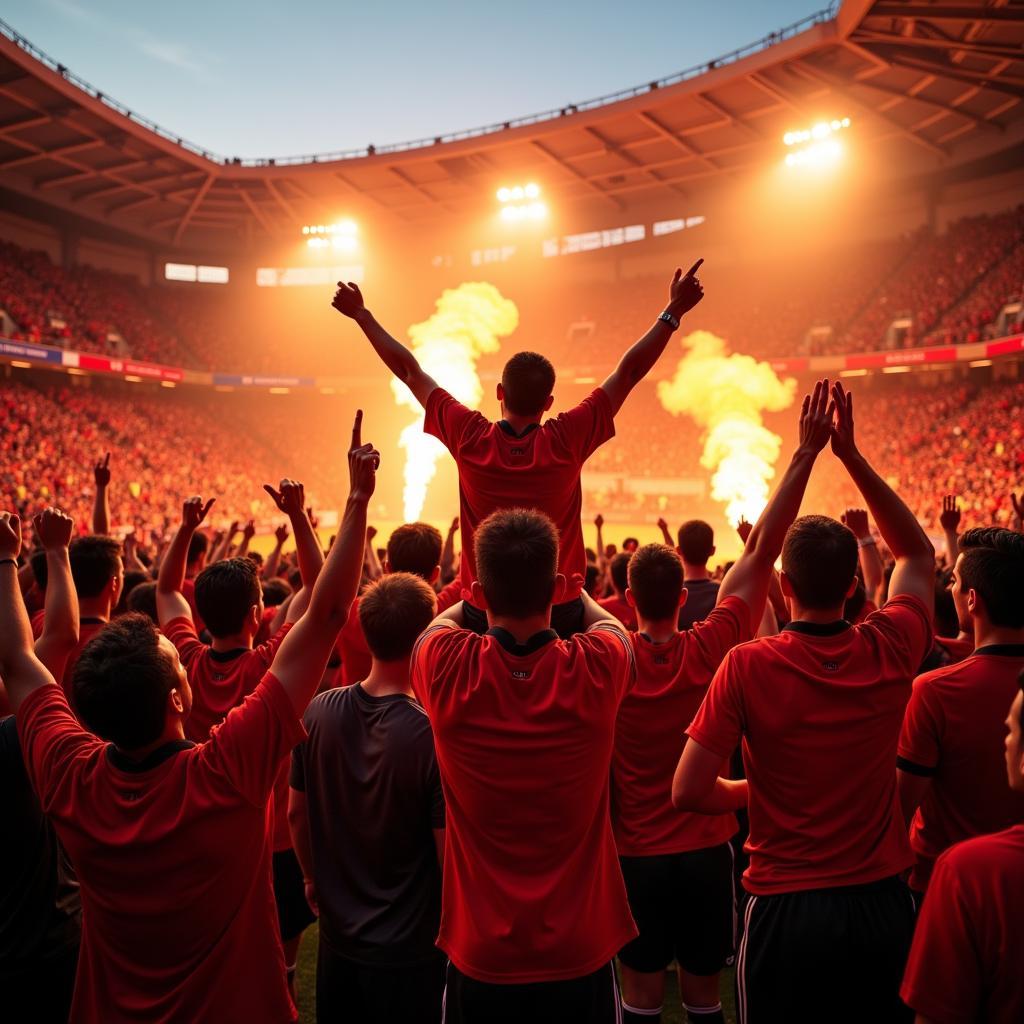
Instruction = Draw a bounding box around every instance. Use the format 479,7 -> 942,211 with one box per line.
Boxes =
2,1 -> 1024,1022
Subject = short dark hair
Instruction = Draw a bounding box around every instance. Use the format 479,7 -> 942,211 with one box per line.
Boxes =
69,535 -> 122,599
115,570 -> 151,616
387,522 -> 443,580
262,578 -> 292,607
475,508 -> 558,617
72,614 -> 177,749
958,528 -> 1024,628
622,537 -> 640,552
781,515 -> 858,610
126,581 -> 159,623
609,552 -> 630,595
585,563 -> 601,596
194,557 -> 261,638
677,520 -> 715,565
359,573 -> 437,662
187,531 -> 208,567
30,549 -> 47,590
628,544 -> 683,621
501,351 -> 555,417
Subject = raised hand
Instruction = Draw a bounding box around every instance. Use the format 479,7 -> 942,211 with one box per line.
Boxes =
939,495 -> 961,532
263,479 -> 306,517
182,496 -> 216,531
736,516 -> 753,544
594,514 -> 604,529
656,517 -> 668,532
331,281 -> 365,319
123,530 -> 137,556
307,506 -> 319,530
667,259 -> 705,315
348,410 -> 380,502
0,511 -> 22,561
798,379 -> 835,454
449,517 -> 459,535
94,452 -> 111,487
1009,492 -> 1023,532
227,520 -> 240,537
33,507 -> 73,550
841,508 -> 871,539
241,520 -> 256,541
829,381 -> 858,461
274,523 -> 290,545
366,525 -> 378,542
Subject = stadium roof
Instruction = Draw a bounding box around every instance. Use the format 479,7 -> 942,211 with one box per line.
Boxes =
0,0 -> 1021,250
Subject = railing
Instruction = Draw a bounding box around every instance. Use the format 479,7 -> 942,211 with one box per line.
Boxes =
0,4 -> 838,168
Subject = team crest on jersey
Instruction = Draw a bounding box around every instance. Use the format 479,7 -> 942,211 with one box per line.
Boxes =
510,446 -> 526,457
512,669 -> 530,680
653,655 -> 670,666
822,660 -> 840,672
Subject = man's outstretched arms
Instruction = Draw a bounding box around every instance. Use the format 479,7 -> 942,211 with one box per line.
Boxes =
600,260 -> 704,416
332,282 -> 438,407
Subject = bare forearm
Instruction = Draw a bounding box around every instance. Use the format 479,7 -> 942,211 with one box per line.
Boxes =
675,777 -> 748,814
41,548 -> 78,647
748,448 -> 817,561
943,528 -> 959,563
92,485 -> 110,536
354,309 -> 421,386
441,530 -> 456,578
263,541 -> 284,581
307,495 -> 368,629
858,540 -> 885,599
363,537 -> 382,581
0,561 -> 35,665
289,513 -> 324,588
288,797 -> 315,882
157,525 -> 193,594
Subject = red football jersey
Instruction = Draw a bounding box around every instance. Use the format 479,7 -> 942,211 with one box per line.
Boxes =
339,596 -> 372,687
598,594 -> 637,631
612,597 -> 750,857
688,595 -> 933,895
412,622 -> 637,983
425,387 -> 614,604
898,645 -> 1024,890
901,825 -> 1024,1024
17,675 -> 303,1024
181,577 -> 205,635
30,614 -> 107,699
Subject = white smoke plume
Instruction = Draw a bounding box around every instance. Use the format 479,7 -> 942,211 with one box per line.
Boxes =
394,282 -> 519,521
657,330 -> 796,525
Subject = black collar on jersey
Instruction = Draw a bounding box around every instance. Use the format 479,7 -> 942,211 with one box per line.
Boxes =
782,619 -> 852,637
638,632 -> 676,645
975,643 -> 1024,657
497,420 -> 540,439
208,646 -> 250,663
79,616 -> 106,626
487,626 -> 558,656
107,739 -> 195,773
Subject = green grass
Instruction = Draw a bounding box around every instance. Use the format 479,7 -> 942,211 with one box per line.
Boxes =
294,926 -> 737,1024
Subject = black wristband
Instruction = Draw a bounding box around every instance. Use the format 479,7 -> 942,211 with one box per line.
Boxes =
0,557 -> 17,569
658,310 -> 680,331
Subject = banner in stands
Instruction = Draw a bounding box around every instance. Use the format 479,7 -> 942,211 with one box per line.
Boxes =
0,338 -> 63,364
64,351 -> 186,382
212,373 -> 316,389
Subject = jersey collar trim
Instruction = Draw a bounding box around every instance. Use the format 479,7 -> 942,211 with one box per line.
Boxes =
106,739 -> 195,773
208,646 -> 251,663
487,626 -> 559,655
782,619 -> 852,637
974,643 -> 1024,657
497,420 -> 540,439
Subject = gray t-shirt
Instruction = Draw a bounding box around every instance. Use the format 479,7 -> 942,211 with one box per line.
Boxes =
678,578 -> 720,630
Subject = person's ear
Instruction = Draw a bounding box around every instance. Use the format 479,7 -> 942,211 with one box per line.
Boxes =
845,577 -> 858,600
544,394 -> 554,412
249,603 -> 261,631
967,588 -> 979,616
382,556 -> 392,575
679,587 -> 688,609
496,382 -> 504,404
779,572 -> 795,598
169,688 -> 185,715
709,545 -> 716,557
470,580 -> 488,611
429,565 -> 441,586
551,572 -> 568,605
625,587 -> 636,609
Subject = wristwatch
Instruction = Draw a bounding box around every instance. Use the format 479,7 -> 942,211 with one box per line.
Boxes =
658,310 -> 680,331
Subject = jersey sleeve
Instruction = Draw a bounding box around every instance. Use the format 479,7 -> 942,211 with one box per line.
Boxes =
581,624 -> 637,699
897,673 -> 942,774
683,596 -> 751,686
550,387 -> 616,463
410,621 -> 463,711
424,388 -> 487,455
16,684 -> 104,814
254,621 -> 294,667
200,672 -> 307,807
162,615 -> 206,672
900,848 -> 982,1022
686,649 -> 745,759
865,594 -> 934,678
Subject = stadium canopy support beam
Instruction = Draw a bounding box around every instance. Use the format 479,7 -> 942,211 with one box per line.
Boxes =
172,173 -> 214,244
635,111 -> 721,173
584,125 -> 689,199
530,140 -> 625,210
870,4 -> 1024,23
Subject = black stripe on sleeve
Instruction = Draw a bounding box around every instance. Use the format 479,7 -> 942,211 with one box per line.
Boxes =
896,756 -> 937,777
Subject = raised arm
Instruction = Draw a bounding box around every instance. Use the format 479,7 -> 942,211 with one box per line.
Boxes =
263,523 -> 288,581
594,514 -> 610,572
656,516 -> 673,548
842,507 -> 885,605
363,526 -> 382,581
332,282 -> 438,407
830,382 -> 934,607
718,380 -> 834,629
938,495 -> 961,564
210,523 -> 236,565
263,480 -> 323,587
600,260 -> 704,416
271,412 -> 379,714
92,452 -> 111,536
236,520 -> 256,559
156,496 -> 215,627
32,508 -> 79,681
0,512 -> 57,713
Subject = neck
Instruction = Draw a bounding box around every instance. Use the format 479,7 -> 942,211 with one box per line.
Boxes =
78,598 -> 111,622
361,657 -> 414,697
210,631 -> 254,652
487,611 -> 552,644
682,562 -> 711,581
790,603 -> 847,625
117,718 -> 185,762
501,409 -> 542,434
637,615 -> 678,644
973,620 -> 1024,650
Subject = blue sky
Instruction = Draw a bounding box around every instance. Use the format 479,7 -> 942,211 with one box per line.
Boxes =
8,0 -> 827,158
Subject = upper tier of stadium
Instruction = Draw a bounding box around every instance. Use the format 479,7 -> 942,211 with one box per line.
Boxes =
1,0 -> 1022,250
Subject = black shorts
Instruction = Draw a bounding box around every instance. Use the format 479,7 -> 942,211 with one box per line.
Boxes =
618,843 -> 735,976
272,847 -> 316,943
316,939 -> 445,1024
735,875 -> 917,1024
462,597 -> 585,639
442,960 -> 620,1024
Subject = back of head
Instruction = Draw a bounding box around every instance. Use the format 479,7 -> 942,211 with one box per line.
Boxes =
501,351 -> 555,417
677,520 -> 714,566
628,544 -> 684,621
72,614 -> 176,749
262,578 -> 292,608
475,508 -> 559,618
609,552 -> 630,595
781,515 -> 859,611
387,522 -> 443,580
126,581 -> 159,624
194,557 -> 261,638
359,573 -> 437,662
186,530 -> 208,568
69,535 -> 122,599
958,527 -> 1024,628
116,570 -> 151,615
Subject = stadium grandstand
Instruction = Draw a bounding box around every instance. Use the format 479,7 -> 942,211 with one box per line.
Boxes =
3,3 -> 1024,1022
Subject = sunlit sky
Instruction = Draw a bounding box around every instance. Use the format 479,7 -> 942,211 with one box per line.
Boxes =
6,0 -> 827,159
